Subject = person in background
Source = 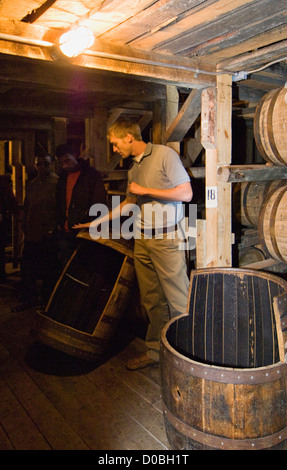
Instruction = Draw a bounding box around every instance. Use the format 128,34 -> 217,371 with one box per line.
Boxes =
55,144 -> 106,267
74,120 -> 193,370
12,152 -> 59,312
0,175 -> 18,283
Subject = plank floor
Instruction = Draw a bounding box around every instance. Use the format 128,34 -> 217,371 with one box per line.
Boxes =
0,266 -> 169,451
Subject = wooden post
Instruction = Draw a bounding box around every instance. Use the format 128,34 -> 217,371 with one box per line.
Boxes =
201,87 -> 218,267
166,86 -> 180,154
0,141 -> 5,175
53,117 -> 67,150
199,74 -> 232,267
85,108 -> 108,170
152,99 -> 166,144
9,140 -> 24,267
23,130 -> 35,176
217,74 -> 232,267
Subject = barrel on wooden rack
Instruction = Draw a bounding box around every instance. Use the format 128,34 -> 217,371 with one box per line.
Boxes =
31,232 -> 135,361
238,245 -> 266,266
254,86 -> 287,165
258,184 -> 287,263
233,180 -> 284,227
161,268 -> 287,450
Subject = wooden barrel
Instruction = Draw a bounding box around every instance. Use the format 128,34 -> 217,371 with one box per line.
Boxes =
239,245 -> 266,266
160,268 -> 287,450
31,232 -> 135,361
254,86 -> 287,165
258,184 -> 287,263
233,180 -> 285,227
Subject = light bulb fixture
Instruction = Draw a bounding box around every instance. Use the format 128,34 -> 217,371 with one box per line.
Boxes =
58,25 -> 94,58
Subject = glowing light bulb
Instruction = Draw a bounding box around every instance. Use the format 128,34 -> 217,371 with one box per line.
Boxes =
59,26 -> 94,58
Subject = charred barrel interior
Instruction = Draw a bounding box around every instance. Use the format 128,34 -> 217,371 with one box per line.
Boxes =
161,268 -> 287,450
47,239 -> 124,334
167,269 -> 284,368
32,234 -> 135,361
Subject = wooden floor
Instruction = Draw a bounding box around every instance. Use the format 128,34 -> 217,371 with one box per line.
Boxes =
0,266 -> 169,451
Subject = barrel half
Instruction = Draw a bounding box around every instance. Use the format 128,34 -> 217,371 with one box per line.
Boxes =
31,232 -> 135,361
254,87 -> 287,165
160,268 -> 287,450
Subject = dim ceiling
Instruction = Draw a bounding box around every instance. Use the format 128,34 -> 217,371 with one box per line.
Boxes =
0,0 -> 286,123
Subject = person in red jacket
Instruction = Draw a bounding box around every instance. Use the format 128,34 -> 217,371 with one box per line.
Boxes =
55,144 -> 107,267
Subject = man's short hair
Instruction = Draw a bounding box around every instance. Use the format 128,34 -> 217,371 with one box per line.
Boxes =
107,120 -> 142,141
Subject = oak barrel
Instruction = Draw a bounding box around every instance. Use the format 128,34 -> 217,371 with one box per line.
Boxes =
258,184 -> 287,263
31,232 -> 135,361
254,86 -> 287,165
233,180 -> 284,227
161,268 -> 287,450
239,245 -> 266,266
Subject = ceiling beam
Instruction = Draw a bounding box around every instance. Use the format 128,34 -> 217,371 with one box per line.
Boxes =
22,0 -> 59,23
218,39 -> 287,72
0,19 -> 216,88
79,39 -> 216,88
0,54 -> 167,101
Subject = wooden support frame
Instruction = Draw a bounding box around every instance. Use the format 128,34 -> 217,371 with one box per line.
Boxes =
85,108 -> 108,170
165,89 -> 202,144
198,74 -> 232,267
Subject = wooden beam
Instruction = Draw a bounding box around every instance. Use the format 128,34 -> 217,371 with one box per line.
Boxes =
21,0 -> 59,23
81,42 -> 215,88
152,100 -> 166,144
85,108 -> 108,170
173,0 -> 287,57
181,132 -> 203,168
199,75 -> 232,268
218,39 -> 287,73
200,87 -> 217,268
0,19 -> 215,88
165,89 -> 202,143
130,0 -> 258,51
206,24 -> 287,68
0,55 -> 167,102
165,85 -> 180,153
217,74 -> 232,267
217,164 -> 287,182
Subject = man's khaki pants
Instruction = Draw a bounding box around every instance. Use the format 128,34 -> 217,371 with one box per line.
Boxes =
134,232 -> 190,356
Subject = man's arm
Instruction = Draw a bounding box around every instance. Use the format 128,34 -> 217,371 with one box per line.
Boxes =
72,196 -> 137,229
128,181 -> 193,202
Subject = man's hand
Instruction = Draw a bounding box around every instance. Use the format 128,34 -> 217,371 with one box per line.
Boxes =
128,182 -> 146,196
72,222 -> 91,229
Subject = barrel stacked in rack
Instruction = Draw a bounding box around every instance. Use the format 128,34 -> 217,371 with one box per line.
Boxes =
254,86 -> 287,166
234,85 -> 287,265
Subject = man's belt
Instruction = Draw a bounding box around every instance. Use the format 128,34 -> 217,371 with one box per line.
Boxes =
140,224 -> 178,236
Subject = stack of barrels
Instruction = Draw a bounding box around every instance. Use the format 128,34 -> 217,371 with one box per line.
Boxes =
234,85 -> 287,265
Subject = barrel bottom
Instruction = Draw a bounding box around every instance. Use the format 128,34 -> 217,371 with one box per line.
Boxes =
164,417 -> 211,450
31,312 -> 109,361
163,411 -> 287,451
